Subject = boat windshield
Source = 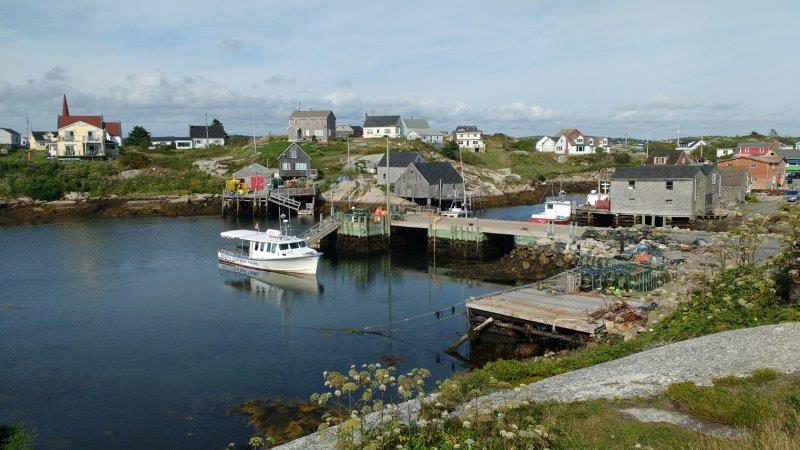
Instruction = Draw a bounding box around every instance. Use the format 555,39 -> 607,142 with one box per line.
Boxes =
279,243 -> 289,250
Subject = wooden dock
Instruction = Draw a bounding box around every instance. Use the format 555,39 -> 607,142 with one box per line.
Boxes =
466,285 -> 610,336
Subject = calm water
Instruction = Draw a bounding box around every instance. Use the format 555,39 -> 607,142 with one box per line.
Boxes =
0,216 -> 504,449
475,194 -> 586,221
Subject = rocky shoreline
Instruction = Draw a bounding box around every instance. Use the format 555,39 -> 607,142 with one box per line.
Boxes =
0,194 -> 223,226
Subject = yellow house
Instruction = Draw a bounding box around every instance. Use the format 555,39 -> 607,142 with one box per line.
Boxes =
55,120 -> 119,158
51,95 -> 122,158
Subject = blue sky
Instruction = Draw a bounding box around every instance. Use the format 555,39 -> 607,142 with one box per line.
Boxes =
1,0 -> 798,138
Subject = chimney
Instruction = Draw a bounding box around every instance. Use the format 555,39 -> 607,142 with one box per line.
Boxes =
61,94 -> 70,116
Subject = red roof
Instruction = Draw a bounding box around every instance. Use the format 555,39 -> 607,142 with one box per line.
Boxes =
58,115 -> 103,129
104,121 -> 121,137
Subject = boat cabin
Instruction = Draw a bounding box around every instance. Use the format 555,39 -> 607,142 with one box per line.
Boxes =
220,229 -> 310,258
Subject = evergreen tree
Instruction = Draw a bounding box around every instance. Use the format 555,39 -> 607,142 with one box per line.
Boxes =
123,126 -> 151,148
441,140 -> 459,160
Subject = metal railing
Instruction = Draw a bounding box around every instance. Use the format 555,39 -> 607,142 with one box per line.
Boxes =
219,248 -> 248,258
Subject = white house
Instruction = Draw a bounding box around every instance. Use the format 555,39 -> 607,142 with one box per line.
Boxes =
454,125 -> 485,153
795,140 -> 800,150
406,128 -> 444,147
189,124 -> 226,148
535,136 -> 556,152
540,128 -> 609,155
716,148 -> 735,158
363,115 -> 400,138
0,128 -> 22,147
150,136 -> 194,149
677,139 -> 707,154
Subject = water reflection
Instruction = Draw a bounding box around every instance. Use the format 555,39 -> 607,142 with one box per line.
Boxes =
218,262 -> 323,324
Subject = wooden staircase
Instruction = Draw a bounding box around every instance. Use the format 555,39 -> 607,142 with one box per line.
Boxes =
268,191 -> 301,211
300,217 -> 340,248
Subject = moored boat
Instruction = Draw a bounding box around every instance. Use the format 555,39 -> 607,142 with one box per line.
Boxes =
218,229 -> 322,275
528,199 -> 573,224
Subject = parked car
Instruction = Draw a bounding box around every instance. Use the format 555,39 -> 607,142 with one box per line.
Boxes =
786,190 -> 799,202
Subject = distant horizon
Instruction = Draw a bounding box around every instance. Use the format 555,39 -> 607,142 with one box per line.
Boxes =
2,0 -> 798,139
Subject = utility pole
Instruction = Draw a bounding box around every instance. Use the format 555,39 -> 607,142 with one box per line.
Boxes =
385,136 -> 391,243
624,117 -> 629,152
700,127 -> 705,159
513,112 -> 518,140
645,128 -> 652,156
252,114 -> 257,155
346,134 -> 350,172
676,123 -> 681,149
205,113 -> 209,149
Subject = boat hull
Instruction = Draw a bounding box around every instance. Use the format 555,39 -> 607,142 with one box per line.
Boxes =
528,217 -> 571,225
217,251 -> 321,275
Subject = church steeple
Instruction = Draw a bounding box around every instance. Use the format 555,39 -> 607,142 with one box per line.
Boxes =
61,94 -> 70,116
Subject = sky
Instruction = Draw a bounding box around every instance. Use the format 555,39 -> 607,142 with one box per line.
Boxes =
1,0 -> 799,139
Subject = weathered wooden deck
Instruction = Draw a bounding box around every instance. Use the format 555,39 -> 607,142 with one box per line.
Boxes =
466,284 -> 612,335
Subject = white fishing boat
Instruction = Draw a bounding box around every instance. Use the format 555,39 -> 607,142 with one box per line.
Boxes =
529,199 -> 573,224
218,228 -> 322,275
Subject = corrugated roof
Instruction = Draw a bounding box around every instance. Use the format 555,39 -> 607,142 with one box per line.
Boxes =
413,162 -> 464,185
378,151 -> 424,168
612,165 -> 704,180
290,110 -> 333,119
364,115 -> 400,127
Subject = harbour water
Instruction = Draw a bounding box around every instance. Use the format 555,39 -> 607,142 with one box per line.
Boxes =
0,215 -> 506,449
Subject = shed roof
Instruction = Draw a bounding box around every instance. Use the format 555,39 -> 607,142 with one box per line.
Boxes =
233,163 -> 273,177
412,162 -> 464,185
151,136 -> 191,141
645,149 -> 687,165
408,127 -> 443,137
402,118 -> 430,129
737,140 -> 780,149
454,125 -> 480,133
364,115 -> 400,127
612,165 -> 704,180
290,110 -> 333,119
378,151 -> 424,167
0,127 -> 20,135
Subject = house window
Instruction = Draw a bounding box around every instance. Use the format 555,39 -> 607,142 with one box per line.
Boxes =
750,163 -> 756,168
666,199 -> 673,204
281,162 -> 291,171
295,162 -> 307,171
290,148 -> 297,158
654,157 -> 667,164
384,128 -> 391,134
628,181 -> 635,189
65,145 -> 75,156
666,181 -> 674,190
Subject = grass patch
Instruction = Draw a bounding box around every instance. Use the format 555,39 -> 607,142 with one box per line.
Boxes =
340,371 -> 800,450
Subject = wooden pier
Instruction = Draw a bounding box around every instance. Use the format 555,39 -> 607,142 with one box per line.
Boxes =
466,285 -> 608,336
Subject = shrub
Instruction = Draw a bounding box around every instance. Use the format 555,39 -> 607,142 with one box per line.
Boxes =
116,151 -> 153,170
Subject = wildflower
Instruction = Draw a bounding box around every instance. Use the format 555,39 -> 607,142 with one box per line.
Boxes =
417,418 -> 429,428
441,411 -> 449,418
334,390 -> 342,396
379,384 -> 387,391
453,444 -> 461,449
462,420 -> 471,428
393,427 -> 401,434
465,438 -> 475,446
